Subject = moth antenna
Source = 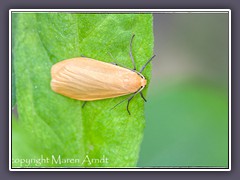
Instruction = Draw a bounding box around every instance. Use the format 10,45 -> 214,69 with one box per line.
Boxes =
140,55 -> 156,73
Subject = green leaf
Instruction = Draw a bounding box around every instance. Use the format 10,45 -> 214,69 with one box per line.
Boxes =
13,13 -> 153,167
12,115 -> 47,167
12,59 -> 16,107
12,13 -> 18,107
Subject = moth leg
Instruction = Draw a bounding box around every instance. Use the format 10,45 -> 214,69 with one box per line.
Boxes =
110,62 -> 118,65
80,54 -> 90,58
110,62 -> 128,69
108,52 -> 128,68
129,34 -> 136,70
140,92 -> 147,102
108,52 -> 120,65
127,95 -> 135,115
82,101 -> 87,108
110,93 -> 137,115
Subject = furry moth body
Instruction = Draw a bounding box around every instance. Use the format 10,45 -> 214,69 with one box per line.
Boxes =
50,35 -> 155,114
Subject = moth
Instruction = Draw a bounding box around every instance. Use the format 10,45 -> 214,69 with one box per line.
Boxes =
51,35 -> 155,114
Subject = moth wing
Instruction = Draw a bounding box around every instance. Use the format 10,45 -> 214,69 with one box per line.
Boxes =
51,58 -> 141,101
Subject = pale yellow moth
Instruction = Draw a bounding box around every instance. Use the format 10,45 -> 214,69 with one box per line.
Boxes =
50,35 -> 155,114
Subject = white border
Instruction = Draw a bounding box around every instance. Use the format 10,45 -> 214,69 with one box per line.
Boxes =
9,9 -> 231,172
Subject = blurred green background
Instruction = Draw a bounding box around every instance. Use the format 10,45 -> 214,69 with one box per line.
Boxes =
137,13 -> 229,167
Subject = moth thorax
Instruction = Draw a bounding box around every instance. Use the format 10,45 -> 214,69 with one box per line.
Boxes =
141,78 -> 147,87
